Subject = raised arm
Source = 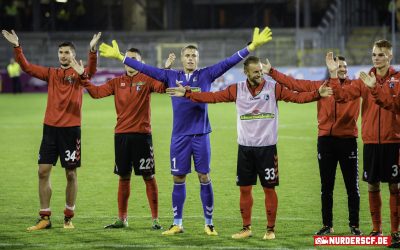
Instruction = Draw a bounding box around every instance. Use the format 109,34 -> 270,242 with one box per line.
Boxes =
325,52 -> 362,102
264,59 -> 323,92
70,58 -> 113,98
89,32 -> 101,52
204,27 -> 273,79
164,53 -> 176,69
84,32 -> 101,78
2,30 -> 50,81
99,40 -> 170,83
166,82 -> 236,103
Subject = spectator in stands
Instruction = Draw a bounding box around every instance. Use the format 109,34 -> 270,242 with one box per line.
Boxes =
263,56 -> 362,236
2,29 -> 101,231
7,57 -> 22,94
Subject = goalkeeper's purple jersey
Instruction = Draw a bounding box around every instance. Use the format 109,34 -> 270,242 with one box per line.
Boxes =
123,47 -> 249,136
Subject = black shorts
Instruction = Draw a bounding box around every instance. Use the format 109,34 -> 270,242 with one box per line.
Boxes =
363,143 -> 400,183
38,124 -> 81,169
114,133 -> 155,176
236,144 -> 279,187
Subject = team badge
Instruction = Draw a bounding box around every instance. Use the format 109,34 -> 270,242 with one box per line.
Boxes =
264,94 -> 270,100
389,77 -> 399,88
64,75 -> 75,84
193,76 -> 198,82
121,82 -> 126,87
136,81 -> 145,91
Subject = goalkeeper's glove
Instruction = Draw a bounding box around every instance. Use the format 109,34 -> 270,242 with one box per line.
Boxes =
248,27 -> 272,51
99,40 -> 124,61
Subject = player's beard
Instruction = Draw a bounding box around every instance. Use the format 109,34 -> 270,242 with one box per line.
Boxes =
338,72 -> 346,80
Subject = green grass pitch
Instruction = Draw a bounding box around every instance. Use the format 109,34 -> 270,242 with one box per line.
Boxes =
0,93 -> 391,249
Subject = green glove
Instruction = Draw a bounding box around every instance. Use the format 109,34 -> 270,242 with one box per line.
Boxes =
99,40 -> 124,61
248,27 -> 272,51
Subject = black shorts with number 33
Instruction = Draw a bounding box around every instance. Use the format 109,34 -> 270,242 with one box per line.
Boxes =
236,144 -> 279,187
363,143 -> 400,183
114,133 -> 155,176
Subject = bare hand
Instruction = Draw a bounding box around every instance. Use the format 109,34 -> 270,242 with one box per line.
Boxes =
70,58 -> 85,75
166,81 -> 186,97
2,29 -> 19,47
90,32 -> 102,52
360,71 -> 376,88
165,53 -> 176,69
325,52 -> 338,75
318,82 -> 333,97
262,58 -> 272,74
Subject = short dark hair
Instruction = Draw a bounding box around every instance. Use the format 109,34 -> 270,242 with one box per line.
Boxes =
334,55 -> 346,61
243,56 -> 261,69
181,45 -> 198,55
126,47 -> 141,56
374,39 -> 392,50
58,41 -> 76,51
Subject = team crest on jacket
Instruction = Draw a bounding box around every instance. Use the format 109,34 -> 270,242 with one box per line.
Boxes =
389,77 -> 399,88
121,82 -> 126,87
135,81 -> 145,91
64,75 -> 75,84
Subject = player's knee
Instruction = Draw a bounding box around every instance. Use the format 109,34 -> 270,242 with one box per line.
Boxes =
240,185 -> 252,194
120,174 -> 131,180
65,169 -> 77,182
389,183 -> 400,193
368,182 -> 380,192
38,168 -> 50,179
142,174 -> 154,181
198,173 -> 210,183
173,175 -> 186,183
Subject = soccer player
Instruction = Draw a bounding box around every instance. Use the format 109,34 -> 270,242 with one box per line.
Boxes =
98,27 -> 272,236
326,40 -> 400,248
166,55 -> 332,239
69,48 -> 175,230
263,57 -> 362,236
1,29 -> 101,230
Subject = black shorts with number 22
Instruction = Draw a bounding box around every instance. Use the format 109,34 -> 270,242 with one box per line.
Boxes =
114,133 -> 155,176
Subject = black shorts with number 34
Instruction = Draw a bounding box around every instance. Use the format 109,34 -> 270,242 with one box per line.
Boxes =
363,143 -> 400,183
38,124 -> 81,169
114,133 -> 155,176
236,144 -> 279,187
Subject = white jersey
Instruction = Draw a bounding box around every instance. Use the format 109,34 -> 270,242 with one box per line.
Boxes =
236,81 -> 278,147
